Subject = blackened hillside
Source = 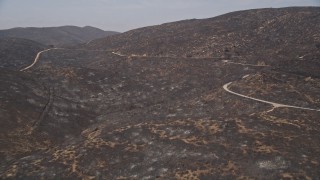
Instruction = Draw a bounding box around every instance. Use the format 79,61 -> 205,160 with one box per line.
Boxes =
1,7 -> 320,179
87,7 -> 320,62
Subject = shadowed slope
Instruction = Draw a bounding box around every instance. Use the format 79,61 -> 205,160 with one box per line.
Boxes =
0,38 -> 47,70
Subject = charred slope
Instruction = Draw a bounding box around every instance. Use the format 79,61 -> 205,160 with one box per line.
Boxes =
0,26 -> 119,47
87,7 -> 320,62
0,69 -> 50,165
0,38 -> 47,70
1,47 -> 320,179
1,7 -> 320,179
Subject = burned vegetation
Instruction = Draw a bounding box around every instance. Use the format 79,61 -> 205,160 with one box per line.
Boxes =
0,7 -> 320,179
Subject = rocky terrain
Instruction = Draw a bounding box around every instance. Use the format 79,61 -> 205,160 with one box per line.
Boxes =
0,26 -> 119,47
0,7 -> 319,179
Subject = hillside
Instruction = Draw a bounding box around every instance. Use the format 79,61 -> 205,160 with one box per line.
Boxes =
0,38 -> 47,70
87,7 -> 320,63
0,7 -> 320,179
0,26 -> 119,47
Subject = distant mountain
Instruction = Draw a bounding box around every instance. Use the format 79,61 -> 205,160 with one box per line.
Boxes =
0,26 -> 119,47
0,38 -> 47,70
87,7 -> 320,63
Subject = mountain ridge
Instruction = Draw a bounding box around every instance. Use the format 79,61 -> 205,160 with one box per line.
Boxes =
0,25 -> 119,47
87,7 -> 320,63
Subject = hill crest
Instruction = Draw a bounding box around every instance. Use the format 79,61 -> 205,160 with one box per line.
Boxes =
0,25 -> 119,47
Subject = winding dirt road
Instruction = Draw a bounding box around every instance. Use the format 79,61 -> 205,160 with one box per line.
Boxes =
20,48 -> 60,71
20,48 -> 115,72
223,81 -> 320,112
23,48 -> 318,113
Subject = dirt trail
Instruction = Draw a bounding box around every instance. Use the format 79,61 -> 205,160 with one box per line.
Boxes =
222,60 -> 269,67
112,51 -> 127,57
31,87 -> 55,133
223,81 -> 320,112
20,48 -> 61,71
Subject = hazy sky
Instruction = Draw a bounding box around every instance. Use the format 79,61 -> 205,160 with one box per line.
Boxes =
0,0 -> 319,32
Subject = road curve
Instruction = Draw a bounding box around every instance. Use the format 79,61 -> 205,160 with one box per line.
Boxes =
223,82 -> 320,112
112,52 -> 127,57
20,48 -> 60,71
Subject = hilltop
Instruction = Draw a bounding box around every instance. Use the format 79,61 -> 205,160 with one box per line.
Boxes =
0,26 -> 119,47
87,7 -> 319,72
